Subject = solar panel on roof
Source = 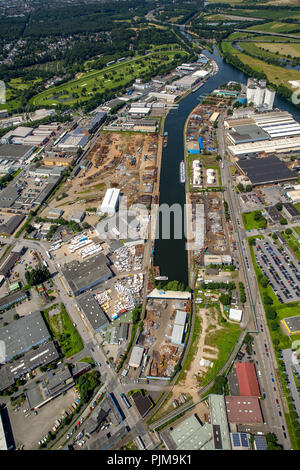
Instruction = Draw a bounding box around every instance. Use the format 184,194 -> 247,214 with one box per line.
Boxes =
254,436 -> 267,450
240,433 -> 248,447
232,433 -> 241,446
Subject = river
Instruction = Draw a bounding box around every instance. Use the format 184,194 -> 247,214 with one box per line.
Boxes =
153,45 -> 300,286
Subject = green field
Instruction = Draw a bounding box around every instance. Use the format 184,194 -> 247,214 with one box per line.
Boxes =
294,203 -> 300,213
281,231 -> 300,260
200,322 -> 241,388
247,21 -> 300,35
254,42 -> 300,58
221,40 -> 300,89
42,304 -> 84,357
30,49 -> 187,109
226,8 -> 300,21
242,211 -> 267,230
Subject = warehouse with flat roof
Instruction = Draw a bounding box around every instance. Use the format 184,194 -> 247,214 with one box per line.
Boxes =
100,188 -> 120,215
129,345 -> 144,368
161,394 -> 231,450
0,341 -> 59,391
282,315 -> 300,335
225,396 -> 263,424
0,311 -> 50,362
0,144 -> 35,161
236,156 -> 298,186
228,136 -> 300,158
77,292 -> 110,332
62,252 -> 113,296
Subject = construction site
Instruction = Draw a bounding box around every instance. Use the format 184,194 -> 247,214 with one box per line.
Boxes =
134,297 -> 191,379
43,131 -> 161,224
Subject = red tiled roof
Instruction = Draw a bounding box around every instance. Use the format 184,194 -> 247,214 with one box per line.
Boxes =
225,396 -> 263,424
235,362 -> 260,397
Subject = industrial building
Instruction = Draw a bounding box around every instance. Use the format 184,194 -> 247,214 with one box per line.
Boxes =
70,210 -> 86,223
0,144 -> 35,162
161,394 -> 231,450
229,308 -> 243,323
110,323 -> 129,344
254,435 -> 267,450
225,396 -> 263,424
246,78 -> 275,110
228,136 -> 300,158
131,391 -> 153,418
282,315 -> 300,335
0,171 -> 63,210
265,206 -> 283,224
47,208 -> 64,219
235,363 -> 260,397
62,252 -> 113,296
0,341 -> 59,391
0,311 -> 50,362
282,203 -> 300,223
236,156 -> 298,186
0,214 -> 25,236
42,155 -> 75,167
171,310 -> 187,346
129,345 -> 144,368
77,292 -> 110,333
204,254 -> 232,266
26,365 -> 75,409
100,188 -> 120,215
0,290 -> 28,312
227,124 -> 269,145
0,126 -> 33,144
230,433 -> 251,450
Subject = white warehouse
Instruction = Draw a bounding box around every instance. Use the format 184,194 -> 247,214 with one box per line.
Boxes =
100,188 -> 120,215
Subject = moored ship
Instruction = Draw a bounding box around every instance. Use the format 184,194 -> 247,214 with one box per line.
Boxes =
163,131 -> 168,147
180,161 -> 185,183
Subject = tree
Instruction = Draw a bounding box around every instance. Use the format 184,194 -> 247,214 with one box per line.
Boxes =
254,211 -> 263,221
276,202 -> 283,211
263,294 -> 273,305
260,275 -> 269,288
219,293 -> 231,305
266,309 -> 277,321
245,185 -> 252,192
280,218 -> 288,225
249,238 -> 256,246
285,228 -> 292,235
270,321 -> 279,331
237,183 -> 244,192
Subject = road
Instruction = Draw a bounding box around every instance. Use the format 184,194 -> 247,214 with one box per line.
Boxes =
217,113 -> 291,449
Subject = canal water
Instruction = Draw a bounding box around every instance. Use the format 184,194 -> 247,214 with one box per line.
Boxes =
154,46 -> 300,286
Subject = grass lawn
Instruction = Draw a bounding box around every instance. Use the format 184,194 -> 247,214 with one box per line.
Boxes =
30,49 -> 188,109
226,8 -> 300,20
221,40 -> 300,90
240,41 -> 292,62
256,42 -> 300,58
281,231 -> 300,260
247,21 -> 300,35
294,203 -> 300,213
293,226 -> 300,236
200,322 -> 241,388
43,303 -> 84,357
242,211 -> 267,230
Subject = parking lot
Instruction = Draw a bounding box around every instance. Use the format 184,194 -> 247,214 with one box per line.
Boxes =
253,237 -> 300,303
8,388 -> 77,450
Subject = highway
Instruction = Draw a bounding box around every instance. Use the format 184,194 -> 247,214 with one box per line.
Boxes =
217,113 -> 291,449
